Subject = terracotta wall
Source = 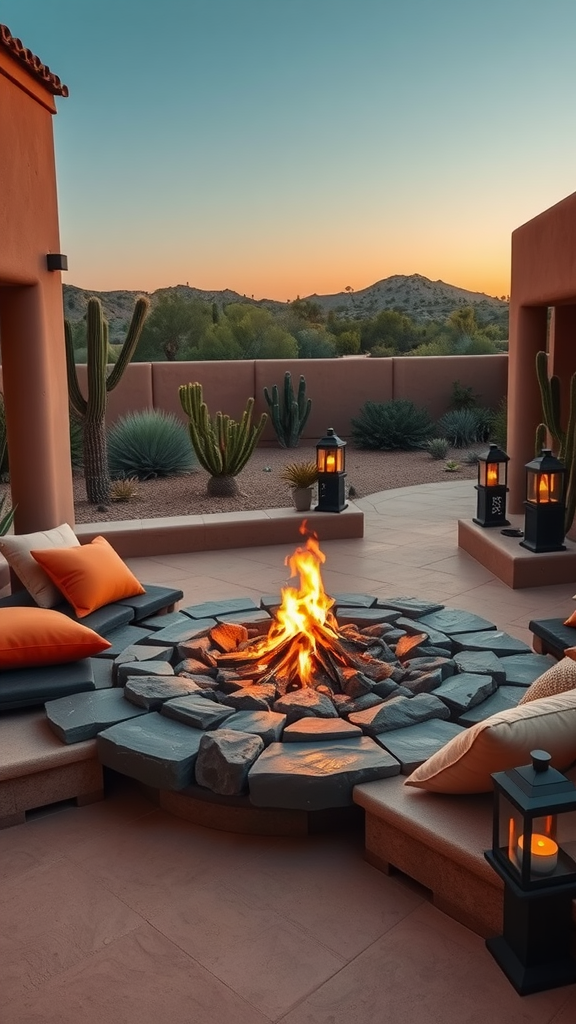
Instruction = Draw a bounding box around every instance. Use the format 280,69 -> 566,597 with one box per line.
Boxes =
0,55 -> 73,532
393,354 -> 508,422
72,354 -> 507,436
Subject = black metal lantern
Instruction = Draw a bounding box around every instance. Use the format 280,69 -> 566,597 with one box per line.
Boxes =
315,427 -> 347,513
520,449 -> 566,552
485,750 -> 576,994
473,443 -> 510,527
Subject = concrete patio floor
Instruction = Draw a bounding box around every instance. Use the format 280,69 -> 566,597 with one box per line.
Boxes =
2,480 -> 576,1024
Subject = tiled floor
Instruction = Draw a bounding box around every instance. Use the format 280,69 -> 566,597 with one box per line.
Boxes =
3,480 -> 576,1023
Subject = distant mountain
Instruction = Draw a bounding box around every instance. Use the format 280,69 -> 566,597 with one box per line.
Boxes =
63,274 -> 508,340
303,274 -> 508,323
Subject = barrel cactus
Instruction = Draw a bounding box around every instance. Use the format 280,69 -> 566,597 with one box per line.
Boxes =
263,371 -> 311,448
65,296 -> 150,504
179,382 -> 267,496
535,349 -> 576,534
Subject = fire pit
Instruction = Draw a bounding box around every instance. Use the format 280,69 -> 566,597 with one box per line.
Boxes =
45,525 -> 542,834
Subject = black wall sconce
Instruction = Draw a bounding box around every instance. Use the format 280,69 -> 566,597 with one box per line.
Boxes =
46,253 -> 68,272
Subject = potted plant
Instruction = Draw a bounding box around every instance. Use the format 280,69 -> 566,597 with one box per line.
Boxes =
281,460 -> 318,511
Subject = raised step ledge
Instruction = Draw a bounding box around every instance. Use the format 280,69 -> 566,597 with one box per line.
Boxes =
75,503 -> 364,558
458,515 -> 576,589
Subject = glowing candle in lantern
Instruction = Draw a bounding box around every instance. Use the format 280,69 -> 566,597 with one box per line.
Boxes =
517,833 -> 558,875
539,474 -> 550,502
326,453 -> 336,472
486,464 -> 498,486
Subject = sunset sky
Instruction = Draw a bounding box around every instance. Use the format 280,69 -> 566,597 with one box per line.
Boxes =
3,0 -> 576,301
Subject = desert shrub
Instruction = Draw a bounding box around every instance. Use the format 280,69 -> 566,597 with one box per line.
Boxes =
427,438 -> 449,460
464,449 -> 481,465
110,477 -> 139,502
351,400 -> 434,450
450,380 -> 479,410
107,410 -> 197,480
438,408 -> 493,448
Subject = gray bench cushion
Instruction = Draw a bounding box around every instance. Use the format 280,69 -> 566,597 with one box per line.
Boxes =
529,618 -> 576,658
0,659 -> 95,711
116,585 -> 184,621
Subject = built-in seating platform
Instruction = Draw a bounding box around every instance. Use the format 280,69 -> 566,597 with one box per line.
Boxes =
529,617 -> 576,660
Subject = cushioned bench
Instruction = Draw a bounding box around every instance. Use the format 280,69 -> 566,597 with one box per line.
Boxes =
353,773 -> 576,938
529,618 -> 576,661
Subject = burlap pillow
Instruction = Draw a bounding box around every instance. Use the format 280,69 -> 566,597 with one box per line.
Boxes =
518,656 -> 576,704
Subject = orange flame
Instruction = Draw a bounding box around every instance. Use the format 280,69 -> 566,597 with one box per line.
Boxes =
240,521 -> 340,687
539,474 -> 550,502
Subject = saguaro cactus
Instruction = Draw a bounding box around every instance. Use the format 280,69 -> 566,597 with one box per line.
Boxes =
535,349 -> 576,533
263,371 -> 311,448
65,296 -> 149,504
179,382 -> 267,496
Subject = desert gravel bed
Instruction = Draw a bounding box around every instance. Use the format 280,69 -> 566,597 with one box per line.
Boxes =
71,445 -> 479,523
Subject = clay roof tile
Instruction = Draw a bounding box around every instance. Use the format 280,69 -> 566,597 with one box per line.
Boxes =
0,24 -> 68,97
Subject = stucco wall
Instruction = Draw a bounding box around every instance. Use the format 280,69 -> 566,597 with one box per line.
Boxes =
64,354 -> 508,437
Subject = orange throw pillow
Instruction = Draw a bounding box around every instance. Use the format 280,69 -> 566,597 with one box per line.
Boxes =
30,536 -> 145,618
0,607 -> 111,669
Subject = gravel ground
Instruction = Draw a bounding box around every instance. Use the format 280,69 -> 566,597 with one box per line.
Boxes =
69,445 -> 480,523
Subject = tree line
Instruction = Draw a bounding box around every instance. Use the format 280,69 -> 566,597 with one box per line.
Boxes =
67,292 -> 509,363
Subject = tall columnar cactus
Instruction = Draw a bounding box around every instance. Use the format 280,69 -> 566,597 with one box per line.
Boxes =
65,296 -> 150,504
263,372 -> 311,448
535,349 -> 576,533
179,382 -> 267,496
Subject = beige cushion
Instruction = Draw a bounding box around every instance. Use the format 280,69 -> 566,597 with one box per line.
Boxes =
518,657 -> 576,704
405,690 -> 576,794
0,523 -> 79,608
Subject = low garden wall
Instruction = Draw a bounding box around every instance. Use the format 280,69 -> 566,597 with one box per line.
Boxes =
34,353 -> 509,440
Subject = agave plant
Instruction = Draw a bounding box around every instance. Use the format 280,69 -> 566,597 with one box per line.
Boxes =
351,400 -> 434,450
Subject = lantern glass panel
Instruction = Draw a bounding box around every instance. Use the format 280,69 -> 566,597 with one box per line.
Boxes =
527,471 -> 563,504
479,461 -> 506,487
317,448 -> 344,473
496,792 -> 576,885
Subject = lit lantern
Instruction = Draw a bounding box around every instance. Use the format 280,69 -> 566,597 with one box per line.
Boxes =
520,449 -> 566,553
315,427 -> 347,513
485,750 -> 576,994
473,443 -> 510,527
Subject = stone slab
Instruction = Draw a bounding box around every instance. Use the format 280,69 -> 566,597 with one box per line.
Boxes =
45,688 -> 148,744
332,593 -> 378,608
215,610 -> 273,627
350,694 -> 450,735
196,729 -> 264,796
140,610 -> 188,631
182,598 -> 258,620
282,718 -> 362,742
274,689 -> 338,722
418,609 -> 497,635
161,695 -> 236,730
248,737 -> 400,810
453,650 -> 506,684
116,661 -> 175,685
124,676 -> 212,710
97,713 -> 203,790
375,720 -> 465,774
395,618 -> 452,652
142,617 -> 216,646
223,710 -> 286,745
498,653 -> 557,686
88,658 -> 114,690
96,624 -> 155,658
336,609 -> 403,627
451,631 -> 532,657
375,597 -> 444,617
433,672 -> 497,714
457,686 -> 523,725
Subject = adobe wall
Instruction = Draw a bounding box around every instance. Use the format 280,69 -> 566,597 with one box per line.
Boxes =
508,190 -> 576,512
0,52 -> 73,532
76,353 -> 508,438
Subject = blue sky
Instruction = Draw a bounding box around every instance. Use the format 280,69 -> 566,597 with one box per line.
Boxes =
3,0 -> 576,299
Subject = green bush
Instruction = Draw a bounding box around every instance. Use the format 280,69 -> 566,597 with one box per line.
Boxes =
107,410 -> 197,480
438,408 -> 493,448
490,396 -> 507,450
351,400 -> 434,450
427,437 -> 449,460
450,380 -> 479,410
